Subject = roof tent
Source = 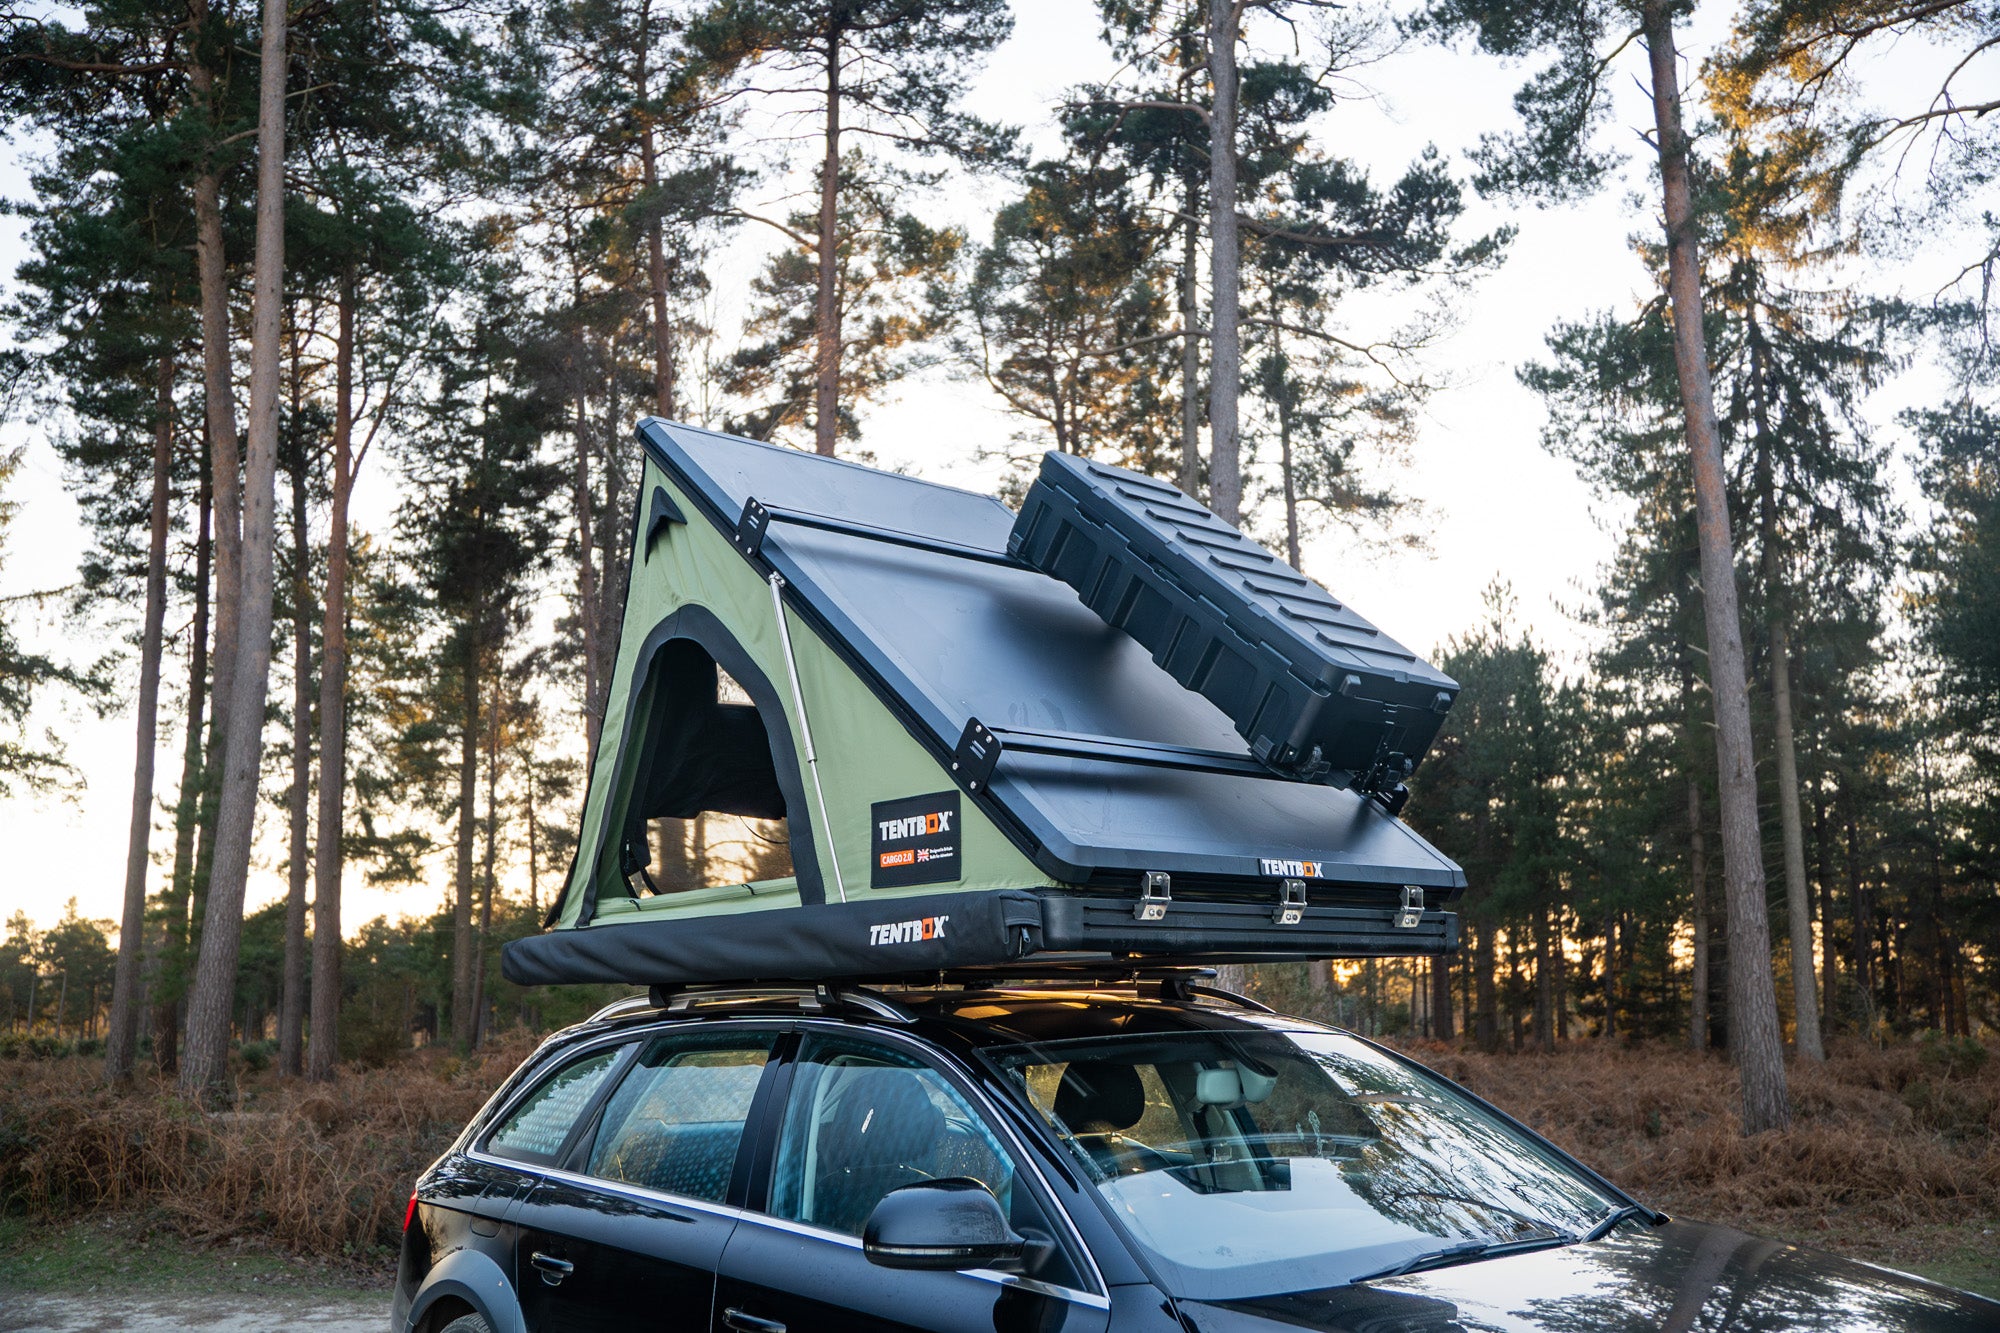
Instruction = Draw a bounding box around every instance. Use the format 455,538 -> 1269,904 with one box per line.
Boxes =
502,420 -> 1466,990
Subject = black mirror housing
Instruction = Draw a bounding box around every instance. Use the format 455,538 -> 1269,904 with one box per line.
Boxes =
862,1179 -> 1026,1272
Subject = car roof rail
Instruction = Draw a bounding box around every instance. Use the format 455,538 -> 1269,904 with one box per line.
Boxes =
639,982 -> 918,1024
925,965 -> 1279,1014
585,992 -> 660,1024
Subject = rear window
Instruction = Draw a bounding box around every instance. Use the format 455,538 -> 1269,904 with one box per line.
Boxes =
584,1033 -> 777,1202
486,1046 -> 625,1166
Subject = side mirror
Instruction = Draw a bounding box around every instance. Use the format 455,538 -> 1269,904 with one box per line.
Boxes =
862,1179 -> 1026,1272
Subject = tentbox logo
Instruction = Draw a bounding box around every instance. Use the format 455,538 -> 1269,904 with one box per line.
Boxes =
868,915 -> 950,947
1261,858 -> 1326,878
870,791 -> 962,889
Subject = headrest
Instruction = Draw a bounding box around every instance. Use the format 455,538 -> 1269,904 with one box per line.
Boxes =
1193,1062 -> 1277,1109
1053,1060 -> 1147,1132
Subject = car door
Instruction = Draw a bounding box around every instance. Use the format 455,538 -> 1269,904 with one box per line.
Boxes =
506,1026 -> 783,1333
714,1029 -> 1110,1333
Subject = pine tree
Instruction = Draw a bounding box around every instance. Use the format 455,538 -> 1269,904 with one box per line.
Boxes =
395,274 -> 563,1049
952,146 -> 1178,471
1084,2 -> 1501,535
1419,0 -> 1792,1133
180,0 -> 291,1103
726,162 -> 963,447
2,2 -> 202,1083
688,0 -> 1014,455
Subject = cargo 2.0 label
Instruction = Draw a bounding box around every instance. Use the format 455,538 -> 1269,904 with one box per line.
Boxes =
871,791 -> 962,889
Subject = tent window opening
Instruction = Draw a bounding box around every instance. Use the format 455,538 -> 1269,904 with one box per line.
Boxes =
619,639 -> 796,895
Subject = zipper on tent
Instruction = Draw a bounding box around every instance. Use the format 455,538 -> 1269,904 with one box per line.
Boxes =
769,571 -> 848,904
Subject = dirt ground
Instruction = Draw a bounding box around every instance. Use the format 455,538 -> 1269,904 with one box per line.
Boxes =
0,1292 -> 388,1333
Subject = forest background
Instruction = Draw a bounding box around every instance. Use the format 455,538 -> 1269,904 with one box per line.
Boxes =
0,0 -> 1994,1210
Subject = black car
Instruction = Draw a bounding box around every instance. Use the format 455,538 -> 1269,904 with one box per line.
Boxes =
392,981 -> 1999,1333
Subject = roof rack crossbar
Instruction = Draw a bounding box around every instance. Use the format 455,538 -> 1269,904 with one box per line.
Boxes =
736,497 -> 1029,570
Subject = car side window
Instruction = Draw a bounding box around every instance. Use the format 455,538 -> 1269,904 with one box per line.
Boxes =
583,1031 -> 778,1203
486,1045 -> 626,1166
769,1037 -> 1017,1235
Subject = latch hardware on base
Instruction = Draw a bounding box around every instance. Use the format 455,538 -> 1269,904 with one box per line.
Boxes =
1274,879 -> 1307,925
1395,885 -> 1425,929
1136,872 -> 1171,922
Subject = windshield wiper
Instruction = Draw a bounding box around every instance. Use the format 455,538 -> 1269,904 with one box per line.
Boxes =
1349,1232 -> 1578,1285
1581,1203 -> 1658,1243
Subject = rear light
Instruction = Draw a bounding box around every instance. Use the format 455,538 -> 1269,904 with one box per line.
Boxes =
404,1191 -> 419,1233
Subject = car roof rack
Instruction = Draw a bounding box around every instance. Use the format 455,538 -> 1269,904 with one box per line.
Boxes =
585,969 -> 1280,1024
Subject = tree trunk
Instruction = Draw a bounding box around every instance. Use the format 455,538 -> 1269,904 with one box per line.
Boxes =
1532,900 -> 1554,1050
279,346 -> 312,1080
572,384 -> 602,762
451,652 -> 480,1049
471,671 -> 501,1049
181,0 -> 288,1102
156,436 -> 212,1074
1814,791 -> 1838,1029
1205,0 -> 1242,524
1842,788 -> 1873,1011
812,29 -> 843,457
187,0 -> 244,979
1642,0 -> 1789,1134
1680,654 -> 1711,1051
1689,772 -> 1711,1050
1602,909 -> 1619,1039
1278,375 -> 1302,570
1472,918 -> 1498,1051
527,770 -> 541,920
308,278 -> 355,1082
637,3 -> 675,419
1749,324 -> 1822,1061
1430,950 -> 1454,1041
1178,172 -> 1202,497
1552,905 -> 1569,1042
106,352 -> 175,1084
597,362 -> 631,654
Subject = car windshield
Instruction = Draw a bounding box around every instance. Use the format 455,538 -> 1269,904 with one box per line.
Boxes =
987,1025 -> 1620,1300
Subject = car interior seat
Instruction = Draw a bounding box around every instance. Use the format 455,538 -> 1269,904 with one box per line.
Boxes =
809,1065 -> 946,1233
1053,1060 -> 1171,1178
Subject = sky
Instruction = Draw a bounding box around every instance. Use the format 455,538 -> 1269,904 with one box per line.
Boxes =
0,1 -> 1957,938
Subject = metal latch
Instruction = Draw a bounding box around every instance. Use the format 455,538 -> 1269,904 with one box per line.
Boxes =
1396,885 -> 1425,929
1274,879 -> 1307,925
1136,872 -> 1171,922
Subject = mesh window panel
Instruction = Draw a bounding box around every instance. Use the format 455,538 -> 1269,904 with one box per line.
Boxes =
487,1048 -> 623,1164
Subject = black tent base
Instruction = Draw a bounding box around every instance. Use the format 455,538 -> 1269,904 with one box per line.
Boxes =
502,887 -> 1457,990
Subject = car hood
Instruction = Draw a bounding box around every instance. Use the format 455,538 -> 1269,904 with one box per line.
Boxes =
1173,1219 -> 2000,1333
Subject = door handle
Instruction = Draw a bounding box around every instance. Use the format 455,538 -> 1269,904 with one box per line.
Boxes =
529,1251 -> 573,1285
722,1310 -> 786,1333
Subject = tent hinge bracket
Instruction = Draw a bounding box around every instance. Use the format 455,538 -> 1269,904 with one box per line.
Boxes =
1136,872 -> 1171,922
1395,885 -> 1425,929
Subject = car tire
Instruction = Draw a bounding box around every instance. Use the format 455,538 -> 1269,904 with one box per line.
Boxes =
437,1315 -> 493,1333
